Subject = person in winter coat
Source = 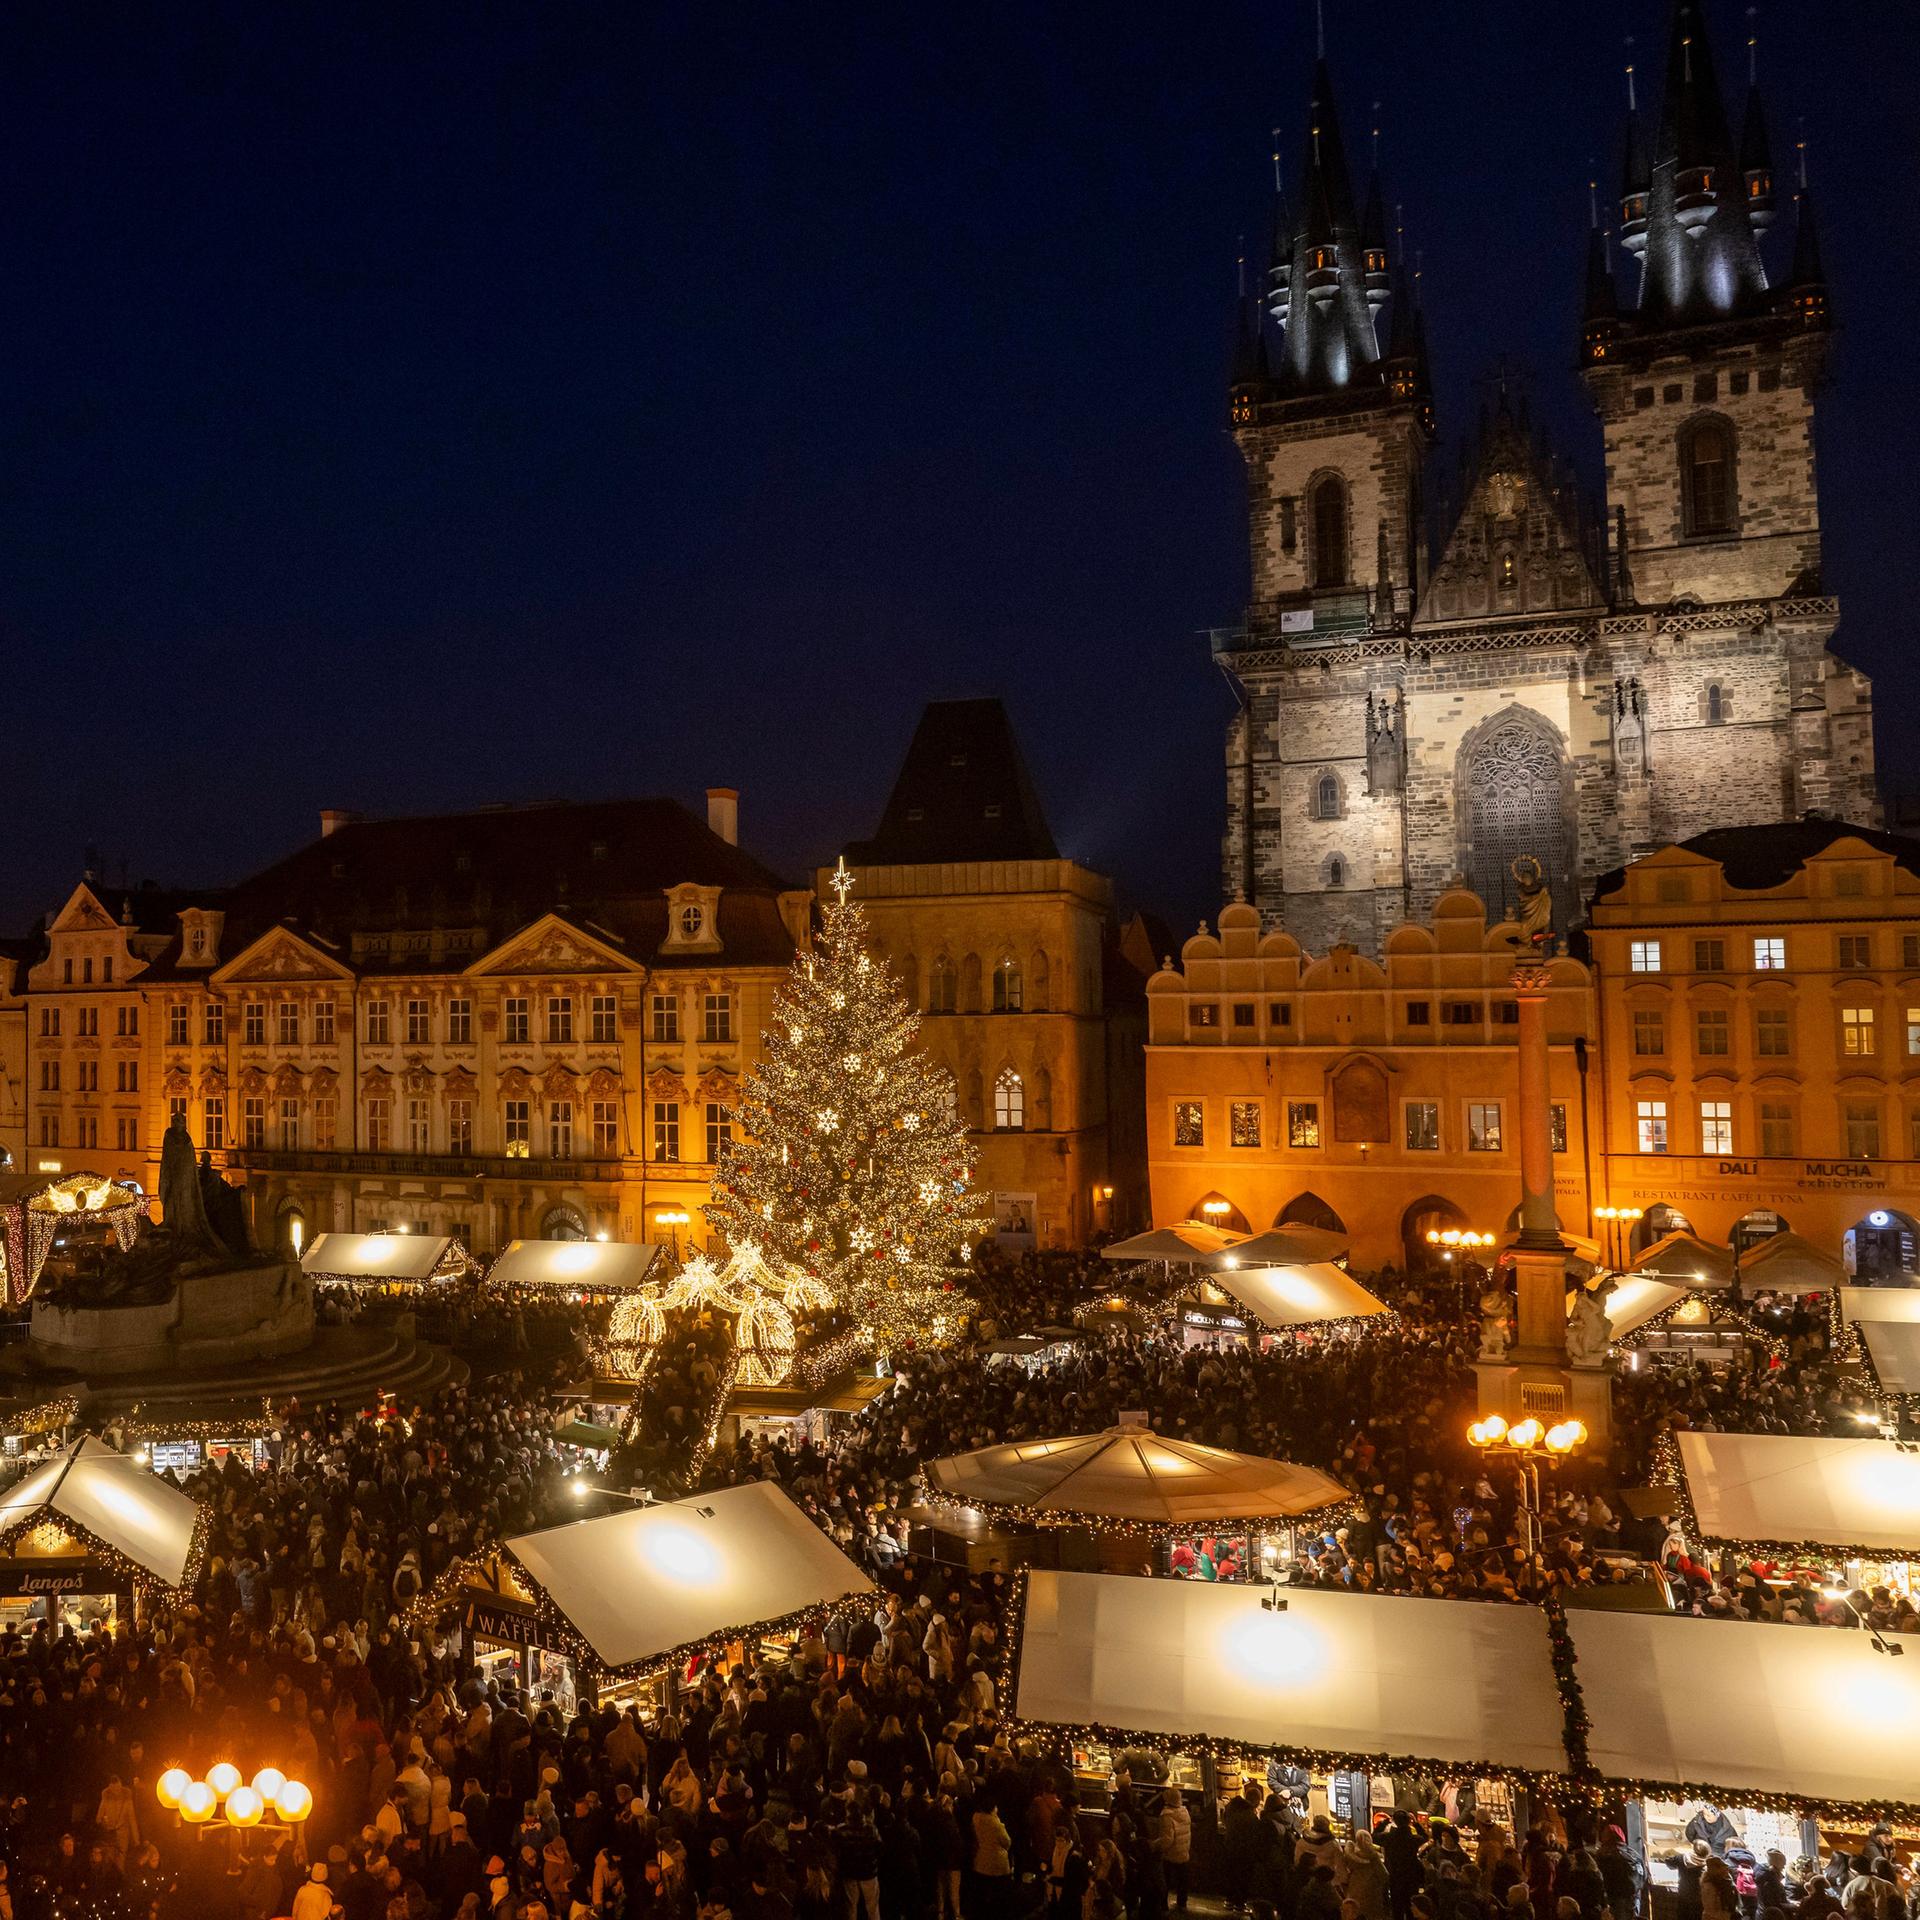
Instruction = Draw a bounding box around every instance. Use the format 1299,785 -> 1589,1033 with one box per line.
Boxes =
1382,1814 -> 1425,1920
1344,1835 -> 1391,1920
1156,1794 -> 1193,1915
293,1863 -> 337,1920
1296,1818 -> 1345,1888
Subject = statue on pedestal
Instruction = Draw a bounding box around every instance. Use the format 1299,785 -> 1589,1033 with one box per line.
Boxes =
1510,855 -> 1554,953
1477,1288 -> 1513,1362
1567,1278 -> 1616,1368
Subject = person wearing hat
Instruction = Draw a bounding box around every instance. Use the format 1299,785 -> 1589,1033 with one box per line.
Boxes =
292,1861 -> 335,1920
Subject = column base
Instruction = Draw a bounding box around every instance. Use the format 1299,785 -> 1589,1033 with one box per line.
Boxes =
1473,1358 -> 1613,1450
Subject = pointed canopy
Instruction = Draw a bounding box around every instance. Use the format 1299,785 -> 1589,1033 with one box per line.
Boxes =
1739,1230 -> 1845,1292
1101,1225 -> 1244,1264
1632,1230 -> 1735,1288
1208,1262 -> 1390,1331
929,1425 -> 1351,1527
0,1436 -> 205,1589
1211,1226 -> 1349,1269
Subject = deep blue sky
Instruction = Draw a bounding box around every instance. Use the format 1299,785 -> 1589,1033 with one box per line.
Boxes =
7,2 -> 1916,934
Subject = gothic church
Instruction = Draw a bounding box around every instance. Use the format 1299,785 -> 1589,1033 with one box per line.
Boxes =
1216,0 -> 1876,953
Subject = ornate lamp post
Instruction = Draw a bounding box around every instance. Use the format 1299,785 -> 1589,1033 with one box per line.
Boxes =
1466,1414 -> 1588,1557
1593,1204 -> 1644,1270
157,1763 -> 312,1861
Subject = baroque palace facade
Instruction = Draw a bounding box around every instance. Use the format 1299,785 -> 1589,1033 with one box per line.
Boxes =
1148,824 -> 1920,1282
1217,0 -> 1873,954
15,705 -> 1145,1255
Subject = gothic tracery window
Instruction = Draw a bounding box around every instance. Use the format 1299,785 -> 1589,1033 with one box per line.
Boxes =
1461,710 -> 1573,928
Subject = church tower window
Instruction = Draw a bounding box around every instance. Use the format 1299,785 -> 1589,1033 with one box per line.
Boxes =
1460,709 -> 1573,927
1680,416 -> 1737,535
1705,683 -> 1726,725
1309,475 -> 1349,587
1312,772 -> 1341,820
1327,856 -> 1347,889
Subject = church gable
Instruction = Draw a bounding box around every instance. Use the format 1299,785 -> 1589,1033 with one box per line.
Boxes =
1417,406 -> 1602,625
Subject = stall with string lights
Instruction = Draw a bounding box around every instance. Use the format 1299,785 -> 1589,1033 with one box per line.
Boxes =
299,1230 -> 473,1294
0,1434 -> 206,1633
0,1172 -> 147,1306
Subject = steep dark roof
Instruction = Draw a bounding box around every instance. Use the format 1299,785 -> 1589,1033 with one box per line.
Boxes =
1591,820 -> 1920,902
844,699 -> 1059,866
145,798 -> 801,976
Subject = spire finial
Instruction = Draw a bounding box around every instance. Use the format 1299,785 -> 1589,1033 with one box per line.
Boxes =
1797,117 -> 1808,191
1625,36 -> 1637,112
1394,200 -> 1406,265
1747,6 -> 1758,84
1588,169 -> 1598,230
1315,0 -> 1325,60
1371,101 -> 1381,169
1683,34 -> 1693,84
1271,126 -> 1283,195
1237,239 -> 1247,299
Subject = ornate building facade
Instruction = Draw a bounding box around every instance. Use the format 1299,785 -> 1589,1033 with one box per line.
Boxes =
1217,1 -> 1875,956
833,699 -> 1147,1249
17,797 -> 813,1258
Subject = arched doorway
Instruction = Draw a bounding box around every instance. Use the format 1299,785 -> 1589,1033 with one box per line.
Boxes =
1632,1203 -> 1694,1255
1844,1208 -> 1920,1285
541,1202 -> 589,1242
1730,1209 -> 1788,1259
1458,708 -> 1575,927
1402,1195 -> 1468,1273
1277,1192 -> 1346,1233
1188,1191 -> 1250,1234
276,1199 -> 307,1260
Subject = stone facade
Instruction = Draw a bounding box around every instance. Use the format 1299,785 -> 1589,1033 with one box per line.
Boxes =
1218,13 -> 1876,956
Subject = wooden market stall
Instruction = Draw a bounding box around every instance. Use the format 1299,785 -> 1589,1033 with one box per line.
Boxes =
0,1435 -> 206,1633
301,1231 -> 473,1292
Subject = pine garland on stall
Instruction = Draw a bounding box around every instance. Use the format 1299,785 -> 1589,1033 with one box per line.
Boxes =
704,862 -> 984,1351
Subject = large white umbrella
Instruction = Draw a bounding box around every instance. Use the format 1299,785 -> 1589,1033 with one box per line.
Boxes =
929,1424 -> 1349,1527
1101,1225 -> 1244,1264
1210,1226 -> 1349,1268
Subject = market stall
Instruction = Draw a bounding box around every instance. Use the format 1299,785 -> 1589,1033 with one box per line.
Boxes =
1206,1227 -> 1350,1269
0,1435 -> 206,1632
300,1231 -> 473,1292
1840,1286 -> 1920,1397
931,1423 -> 1351,1582
1101,1226 -> 1245,1266
1568,1607 -> 1920,1826
1670,1430 -> 1920,1599
413,1480 -> 873,1711
1632,1232 -> 1736,1289
487,1238 -> 663,1298
1011,1569 -> 1564,1826
1197,1263 -> 1391,1346
1738,1231 -> 1846,1294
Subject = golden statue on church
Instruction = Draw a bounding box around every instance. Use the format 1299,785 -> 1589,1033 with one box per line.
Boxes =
1510,855 -> 1553,950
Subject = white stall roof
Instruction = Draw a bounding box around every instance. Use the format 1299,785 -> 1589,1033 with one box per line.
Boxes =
1014,1570 -> 1569,1777
1575,1275 -> 1687,1341
931,1426 -> 1349,1525
1678,1430 -> 1920,1557
1102,1226 -> 1244,1264
1212,1227 -> 1350,1268
301,1231 -> 464,1283
1739,1231 -> 1845,1292
505,1480 -> 873,1674
1209,1263 -> 1390,1330
489,1239 -> 663,1291
0,1436 -> 203,1588
1569,1608 -> 1920,1808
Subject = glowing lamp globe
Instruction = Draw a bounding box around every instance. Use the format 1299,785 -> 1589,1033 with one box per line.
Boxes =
1479,1415 -> 1508,1446
274,1779 -> 313,1822
207,1762 -> 242,1799
1507,1418 -> 1544,1451
180,1782 -> 218,1824
251,1768 -> 287,1805
225,1787 -> 265,1828
156,1768 -> 191,1810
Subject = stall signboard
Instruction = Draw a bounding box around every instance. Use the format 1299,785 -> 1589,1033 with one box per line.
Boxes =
0,1564 -> 96,1596
465,1598 -> 552,1649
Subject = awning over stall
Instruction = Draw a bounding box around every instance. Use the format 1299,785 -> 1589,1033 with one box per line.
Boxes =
489,1239 -> 663,1292
1738,1231 -> 1845,1292
1568,1608 -> 1920,1811
1209,1227 -> 1349,1268
1101,1226 -> 1243,1264
1013,1570 -> 1570,1778
1577,1275 -> 1688,1341
0,1435 -> 205,1590
1632,1232 -> 1736,1288
1676,1430 -> 1920,1558
1840,1288 -> 1920,1395
930,1426 -> 1350,1528
1208,1263 -> 1390,1331
500,1480 -> 874,1678
301,1232 -> 470,1285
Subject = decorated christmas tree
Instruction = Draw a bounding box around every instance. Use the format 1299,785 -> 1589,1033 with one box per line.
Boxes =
704,861 -> 981,1350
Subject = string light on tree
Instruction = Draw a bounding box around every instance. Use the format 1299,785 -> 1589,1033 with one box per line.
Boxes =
704,859 -> 983,1349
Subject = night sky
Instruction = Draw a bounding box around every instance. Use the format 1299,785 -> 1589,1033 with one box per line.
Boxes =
8,2 -> 1917,936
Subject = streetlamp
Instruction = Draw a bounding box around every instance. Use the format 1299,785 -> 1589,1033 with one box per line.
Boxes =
158,1763 -> 312,1858
568,1477 -> 652,1507
1593,1205 -> 1644,1270
1466,1414 -> 1588,1558
653,1207 -> 690,1257
1426,1227 -> 1496,1309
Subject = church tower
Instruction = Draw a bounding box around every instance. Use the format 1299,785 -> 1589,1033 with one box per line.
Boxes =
1217,53 -> 1434,954
1579,0 -> 1875,835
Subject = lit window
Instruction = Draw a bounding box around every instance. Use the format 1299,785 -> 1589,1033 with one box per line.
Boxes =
1287,1101 -> 1321,1149
1908,1008 -> 1920,1057
1230,1101 -> 1262,1148
1629,940 -> 1661,973
1550,1103 -> 1568,1154
1636,1100 -> 1668,1154
1172,1101 -> 1204,1148
651,1101 -> 680,1162
1842,1008 -> 1876,1057
994,1069 -> 1025,1131
1467,1102 -> 1503,1152
505,1100 -> 531,1155
1753,937 -> 1786,971
1699,1101 -> 1733,1155
1404,1102 -> 1440,1152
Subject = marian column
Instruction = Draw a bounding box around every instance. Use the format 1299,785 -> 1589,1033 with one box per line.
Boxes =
1474,957 -> 1612,1444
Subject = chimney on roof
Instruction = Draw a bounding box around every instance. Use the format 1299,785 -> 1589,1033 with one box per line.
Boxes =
319,809 -> 360,839
707,788 -> 739,846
